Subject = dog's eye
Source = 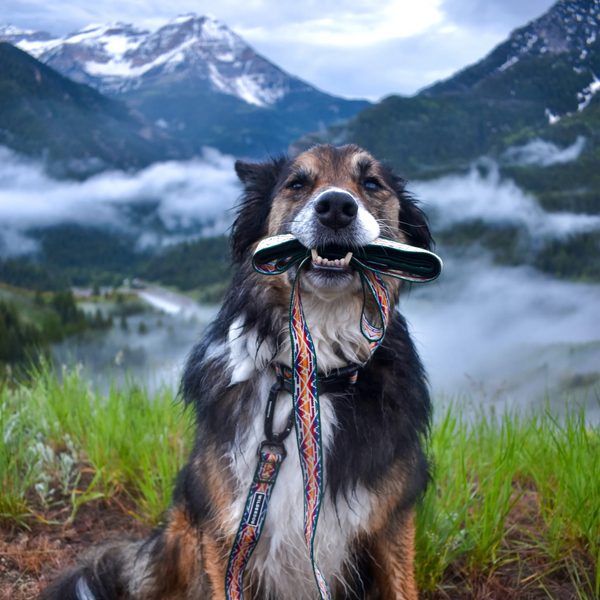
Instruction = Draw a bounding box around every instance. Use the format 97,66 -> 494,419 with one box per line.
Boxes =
364,178 -> 382,190
288,180 -> 304,190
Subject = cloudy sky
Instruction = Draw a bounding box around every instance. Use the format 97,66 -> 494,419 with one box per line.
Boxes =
4,0 -> 556,99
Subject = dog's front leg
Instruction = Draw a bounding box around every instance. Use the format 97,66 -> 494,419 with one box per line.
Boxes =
201,529 -> 233,600
370,509 -> 418,600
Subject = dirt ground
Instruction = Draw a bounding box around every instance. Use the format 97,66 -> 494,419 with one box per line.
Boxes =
0,497 -> 150,600
0,496 -> 593,600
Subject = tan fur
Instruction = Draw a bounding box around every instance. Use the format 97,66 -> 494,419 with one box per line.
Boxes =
371,511 -> 418,600
159,507 -> 201,598
365,465 -> 408,535
202,530 -> 230,600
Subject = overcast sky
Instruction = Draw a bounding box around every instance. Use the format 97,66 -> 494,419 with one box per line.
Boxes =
3,0 -> 557,100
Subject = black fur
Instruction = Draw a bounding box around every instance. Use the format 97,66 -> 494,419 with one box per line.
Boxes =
40,546 -> 128,600
231,157 -> 290,263
380,164 -> 433,251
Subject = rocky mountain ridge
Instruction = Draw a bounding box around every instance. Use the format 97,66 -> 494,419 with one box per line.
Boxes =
295,0 -> 600,173
1,15 -> 314,107
424,0 -> 599,101
0,15 -> 369,157
290,0 -> 600,283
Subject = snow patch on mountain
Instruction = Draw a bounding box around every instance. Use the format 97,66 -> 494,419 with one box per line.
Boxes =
577,72 -> 600,111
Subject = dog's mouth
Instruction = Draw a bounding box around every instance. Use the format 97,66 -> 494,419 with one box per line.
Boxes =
301,245 -> 360,290
309,247 -> 353,272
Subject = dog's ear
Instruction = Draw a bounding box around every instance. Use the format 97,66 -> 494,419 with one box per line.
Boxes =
232,157 -> 289,263
400,194 -> 434,251
385,169 -> 433,251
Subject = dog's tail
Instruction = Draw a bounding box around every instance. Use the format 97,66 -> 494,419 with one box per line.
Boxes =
40,498 -> 215,600
39,539 -> 150,600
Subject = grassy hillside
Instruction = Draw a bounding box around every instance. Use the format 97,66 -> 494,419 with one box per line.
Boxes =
0,285 -> 116,368
0,231 -> 230,291
0,43 -> 188,176
1,367 -> 598,598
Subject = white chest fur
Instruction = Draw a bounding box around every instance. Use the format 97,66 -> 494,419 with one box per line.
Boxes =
223,296 -> 375,599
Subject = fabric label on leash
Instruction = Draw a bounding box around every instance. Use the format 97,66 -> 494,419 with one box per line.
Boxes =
247,493 -> 266,527
226,448 -> 284,600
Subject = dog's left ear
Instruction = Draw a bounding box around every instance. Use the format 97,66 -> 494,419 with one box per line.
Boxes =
387,171 -> 433,251
232,157 -> 289,263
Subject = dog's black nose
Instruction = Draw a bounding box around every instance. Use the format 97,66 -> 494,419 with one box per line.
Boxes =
314,191 -> 358,231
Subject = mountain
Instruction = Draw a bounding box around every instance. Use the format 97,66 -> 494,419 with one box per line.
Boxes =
291,0 -> 600,282
0,16 -> 370,157
294,0 -> 600,177
424,0 -> 600,100
0,42 -> 188,176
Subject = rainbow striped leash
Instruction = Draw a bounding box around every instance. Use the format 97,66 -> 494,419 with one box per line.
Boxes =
225,235 -> 443,600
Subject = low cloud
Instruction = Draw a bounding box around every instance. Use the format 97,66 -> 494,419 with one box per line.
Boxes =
1,140 -> 598,411
403,254 -> 600,413
502,136 -> 586,167
412,159 -> 600,238
0,146 -> 240,256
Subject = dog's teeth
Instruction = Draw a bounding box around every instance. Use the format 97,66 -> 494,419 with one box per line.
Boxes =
334,259 -> 340,266
311,249 -> 318,261
316,256 -> 323,264
344,252 -> 353,264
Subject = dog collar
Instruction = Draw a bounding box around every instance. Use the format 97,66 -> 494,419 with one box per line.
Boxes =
261,362 -> 360,445
273,361 -> 359,395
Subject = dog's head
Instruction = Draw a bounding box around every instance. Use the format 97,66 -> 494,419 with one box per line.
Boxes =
232,144 -> 432,294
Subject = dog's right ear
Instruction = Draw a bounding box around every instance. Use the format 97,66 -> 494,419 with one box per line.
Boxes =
231,157 -> 288,263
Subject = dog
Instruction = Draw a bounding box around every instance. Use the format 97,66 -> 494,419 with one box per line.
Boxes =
41,143 -> 433,600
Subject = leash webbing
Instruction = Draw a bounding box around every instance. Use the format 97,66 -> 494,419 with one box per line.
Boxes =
289,257 -> 329,599
225,445 -> 284,600
225,235 -> 443,600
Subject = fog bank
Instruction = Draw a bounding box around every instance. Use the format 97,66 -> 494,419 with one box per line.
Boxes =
0,145 -> 596,413
402,253 -> 600,415
412,159 -> 600,239
0,146 -> 240,256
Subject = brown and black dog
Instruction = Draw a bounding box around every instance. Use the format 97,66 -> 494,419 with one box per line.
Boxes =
41,144 -> 433,600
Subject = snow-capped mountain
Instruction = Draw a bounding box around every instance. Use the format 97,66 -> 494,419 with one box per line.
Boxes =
424,0 -> 600,102
295,0 -> 600,180
1,15 -> 369,157
0,41 -> 188,176
1,15 -> 315,107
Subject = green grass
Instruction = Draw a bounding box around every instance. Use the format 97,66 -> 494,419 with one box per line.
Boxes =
0,363 -> 193,526
416,401 -> 600,596
0,367 -> 598,596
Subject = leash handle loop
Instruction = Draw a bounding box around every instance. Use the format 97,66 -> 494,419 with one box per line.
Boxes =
225,446 -> 285,600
